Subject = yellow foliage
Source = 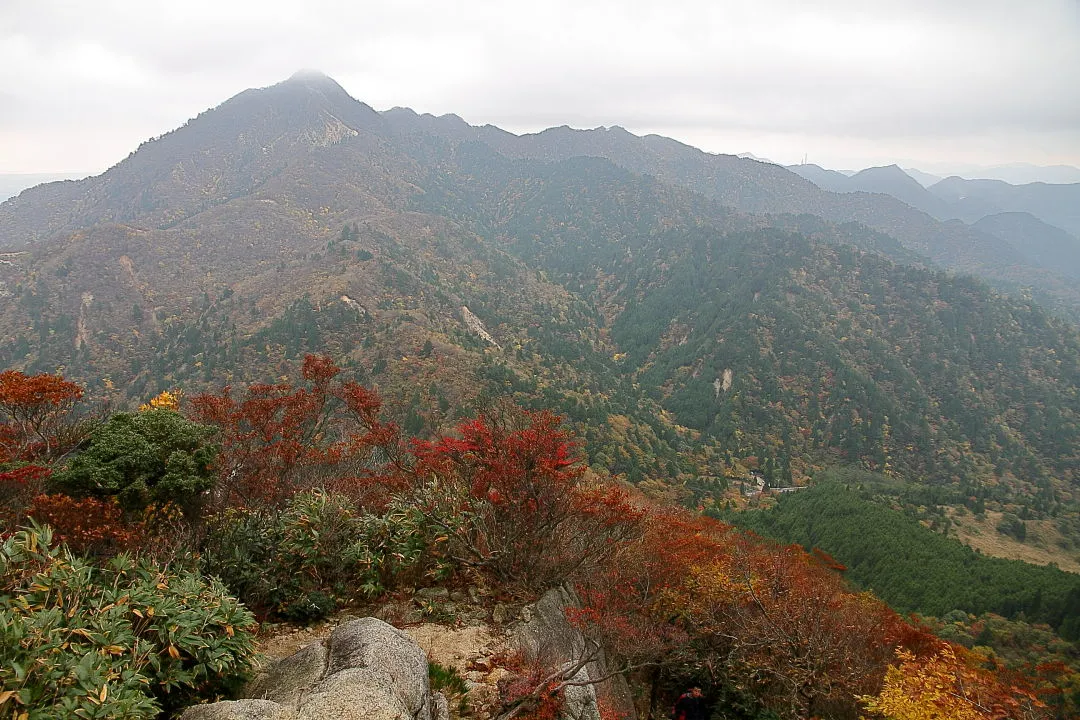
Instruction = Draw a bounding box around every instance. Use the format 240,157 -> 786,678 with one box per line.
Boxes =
860,647 -> 985,720
139,389 -> 182,412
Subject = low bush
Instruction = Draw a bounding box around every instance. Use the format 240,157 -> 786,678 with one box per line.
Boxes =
199,490 -> 439,621
0,464 -> 51,527
411,410 -> 644,591
0,522 -> 257,718
49,408 -> 218,516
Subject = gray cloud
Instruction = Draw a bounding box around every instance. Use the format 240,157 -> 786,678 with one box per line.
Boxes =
1,0 -> 1077,173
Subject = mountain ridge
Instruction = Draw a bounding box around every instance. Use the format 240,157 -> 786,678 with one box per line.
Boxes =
379,109 -> 1080,320
0,72 -> 1078,528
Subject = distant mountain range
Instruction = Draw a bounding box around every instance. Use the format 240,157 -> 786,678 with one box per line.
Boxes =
0,71 -> 1077,527
792,163 -> 1080,188
922,162 -> 1080,186
787,162 -> 1080,280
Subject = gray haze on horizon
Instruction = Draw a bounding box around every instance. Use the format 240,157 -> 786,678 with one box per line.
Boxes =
2,0 -> 1078,176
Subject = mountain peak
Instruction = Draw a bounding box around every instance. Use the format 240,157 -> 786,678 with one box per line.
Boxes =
853,164 -> 911,180
287,68 -> 334,84
275,69 -> 354,98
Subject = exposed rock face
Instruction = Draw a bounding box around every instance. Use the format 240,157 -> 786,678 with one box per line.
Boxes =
182,618 -> 442,720
461,305 -> 501,349
515,588 -> 637,720
184,593 -> 633,720
180,700 -> 293,720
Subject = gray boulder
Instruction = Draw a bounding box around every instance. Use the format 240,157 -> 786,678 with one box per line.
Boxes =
182,618 -> 436,720
244,639 -> 328,708
179,699 -> 293,720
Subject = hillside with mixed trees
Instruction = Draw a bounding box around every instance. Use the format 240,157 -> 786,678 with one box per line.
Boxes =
2,73 -> 1077,513
2,71 -> 1080,717
1,361 -> 1074,719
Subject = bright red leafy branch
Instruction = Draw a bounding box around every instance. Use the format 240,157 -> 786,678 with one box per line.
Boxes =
188,354 -> 402,509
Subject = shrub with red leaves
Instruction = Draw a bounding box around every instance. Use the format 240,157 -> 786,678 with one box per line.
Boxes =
188,354 -> 402,510
0,464 -> 51,528
411,408 -> 644,590
27,494 -> 142,556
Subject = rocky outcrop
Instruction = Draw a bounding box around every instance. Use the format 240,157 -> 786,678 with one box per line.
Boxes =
515,588 -> 637,720
184,591 -> 634,720
182,618 -> 447,720
461,306 -> 501,349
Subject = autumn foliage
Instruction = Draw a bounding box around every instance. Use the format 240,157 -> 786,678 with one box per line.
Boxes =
188,355 -> 401,508
567,503 -> 1041,719
0,464 -> 52,527
0,359 -> 1058,719
861,643 -> 1045,720
0,369 -> 85,463
410,408 -> 644,590
26,493 -> 142,555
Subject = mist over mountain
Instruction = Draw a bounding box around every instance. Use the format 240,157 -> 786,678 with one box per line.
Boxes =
928,176 -> 1080,237
973,212 -> 1080,280
901,167 -> 944,188
787,163 -> 954,219
1,72 -> 1078,530
936,163 -> 1080,186
785,162 -> 1080,289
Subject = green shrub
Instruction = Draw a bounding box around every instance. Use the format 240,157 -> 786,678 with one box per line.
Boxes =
280,590 -> 337,623
50,409 -> 218,516
345,498 -> 448,596
0,522 -> 257,718
200,491 -> 358,621
200,490 -> 442,622
198,507 -> 280,616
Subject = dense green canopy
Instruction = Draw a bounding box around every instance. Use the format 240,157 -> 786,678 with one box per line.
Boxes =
51,408 -> 217,513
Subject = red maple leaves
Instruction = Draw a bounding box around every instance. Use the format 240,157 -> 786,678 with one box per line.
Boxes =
188,355 -> 402,509
411,409 -> 644,590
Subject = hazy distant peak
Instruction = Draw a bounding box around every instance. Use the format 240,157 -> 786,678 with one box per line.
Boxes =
902,167 -> 943,187
437,113 -> 470,127
286,68 -> 334,84
933,175 -> 1012,191
271,70 -> 363,108
852,164 -> 913,179
736,152 -> 770,161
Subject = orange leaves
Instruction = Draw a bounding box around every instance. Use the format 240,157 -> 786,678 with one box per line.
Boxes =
569,499 -> 947,719
27,494 -> 142,555
0,370 -> 84,409
0,464 -> 52,524
809,546 -> 847,573
0,370 -> 85,462
672,538 -> 913,715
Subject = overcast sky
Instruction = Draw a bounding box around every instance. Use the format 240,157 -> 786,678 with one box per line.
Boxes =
2,0 -> 1078,176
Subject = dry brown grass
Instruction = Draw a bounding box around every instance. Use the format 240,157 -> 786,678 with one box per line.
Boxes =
946,508 -> 1080,573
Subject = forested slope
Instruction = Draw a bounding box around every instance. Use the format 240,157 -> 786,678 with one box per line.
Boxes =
734,483 -> 1080,636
